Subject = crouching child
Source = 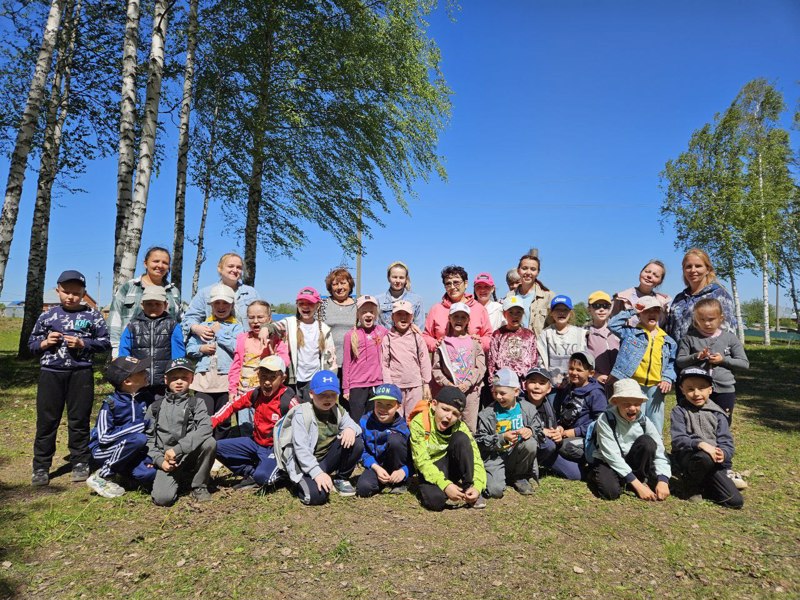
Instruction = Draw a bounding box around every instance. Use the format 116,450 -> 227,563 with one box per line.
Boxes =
275,370 -> 363,505
587,378 -> 671,501
146,358 -> 215,505
410,387 -> 487,511
357,384 -> 411,497
670,367 -> 743,509
476,368 -> 539,498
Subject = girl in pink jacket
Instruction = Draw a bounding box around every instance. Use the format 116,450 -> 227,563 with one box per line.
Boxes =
342,296 -> 388,422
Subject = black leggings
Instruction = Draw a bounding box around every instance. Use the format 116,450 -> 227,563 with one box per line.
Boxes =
418,431 -> 475,511
590,436 -> 657,500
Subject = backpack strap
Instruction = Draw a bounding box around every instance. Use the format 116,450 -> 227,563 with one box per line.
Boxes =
181,396 -> 198,439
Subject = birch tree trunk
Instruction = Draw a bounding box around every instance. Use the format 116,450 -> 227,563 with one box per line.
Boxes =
0,0 -> 63,298
728,267 -> 745,344
192,98 -> 219,297
116,0 -> 170,287
171,0 -> 198,292
112,0 -> 141,290
757,152 -> 771,346
243,146 -> 263,287
785,265 -> 800,329
19,0 -> 81,358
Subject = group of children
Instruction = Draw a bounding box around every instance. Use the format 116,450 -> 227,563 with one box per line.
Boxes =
28,264 -> 749,510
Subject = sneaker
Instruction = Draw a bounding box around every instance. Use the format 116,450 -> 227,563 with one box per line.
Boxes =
210,459 -> 224,477
471,495 -> 487,509
190,487 -> 212,503
688,493 -> 703,503
333,478 -> 356,497
31,469 -> 49,487
86,473 -> 125,498
512,478 -> 536,496
727,469 -> 748,490
232,476 -> 259,491
71,463 -> 90,482
388,484 -> 408,495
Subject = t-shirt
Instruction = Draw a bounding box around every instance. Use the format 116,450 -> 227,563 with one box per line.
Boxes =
494,402 -> 524,451
444,335 -> 476,384
511,290 -> 535,328
313,406 -> 338,460
296,321 -> 321,382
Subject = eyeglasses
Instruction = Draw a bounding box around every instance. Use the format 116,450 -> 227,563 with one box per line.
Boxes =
444,280 -> 464,288
590,303 -> 611,310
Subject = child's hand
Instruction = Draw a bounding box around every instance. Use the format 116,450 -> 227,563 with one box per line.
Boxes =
422,384 -> 432,402
41,331 -> 63,349
388,469 -> 406,484
517,427 -> 533,440
632,479 -> 656,501
210,322 -> 222,333
444,483 -> 466,502
457,382 -> 470,393
698,442 -> 716,460
200,342 -> 217,355
596,374 -> 609,384
655,481 -> 670,501
339,428 -> 356,449
372,465 -> 390,483
713,447 -> 725,463
708,353 -> 724,365
544,427 -> 562,442
63,335 -> 84,349
502,430 -> 518,445
164,448 -> 176,463
192,324 -> 215,342
343,392 -> 350,401
463,486 -> 480,504
314,472 -> 333,493
658,380 -> 672,394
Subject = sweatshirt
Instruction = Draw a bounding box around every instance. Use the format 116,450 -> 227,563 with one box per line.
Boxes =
423,294 -> 492,352
553,378 -> 607,437
381,328 -> 432,389
536,324 -> 586,387
359,411 -> 411,478
28,304 -> 110,370
675,328 -> 748,394
488,326 -> 538,381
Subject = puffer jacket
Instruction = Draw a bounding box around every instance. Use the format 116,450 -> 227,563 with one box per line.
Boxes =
120,312 -> 183,386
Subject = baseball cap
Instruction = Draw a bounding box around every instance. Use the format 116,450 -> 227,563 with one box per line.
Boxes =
588,291 -> 612,305
141,286 -> 168,302
550,295 -> 573,310
524,367 -> 553,384
105,356 -> 151,387
371,383 -> 401,403
392,300 -> 413,314
258,355 -> 286,373
502,296 -> 524,312
449,302 -> 470,316
356,295 -> 378,309
474,272 -> 495,288
678,366 -> 714,384
208,284 -> 235,304
296,286 -> 321,304
165,357 -> 194,374
57,270 -> 86,286
435,386 -> 466,413
310,370 -> 339,394
492,368 -> 519,388
635,296 -> 662,313
570,350 -> 595,370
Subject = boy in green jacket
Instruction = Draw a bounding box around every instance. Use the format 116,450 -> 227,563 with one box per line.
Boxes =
410,387 -> 486,511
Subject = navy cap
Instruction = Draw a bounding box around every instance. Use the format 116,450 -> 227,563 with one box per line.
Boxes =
165,357 -> 194,374
310,370 -> 340,394
105,356 -> 151,387
57,270 -> 86,286
550,295 -> 573,310
679,366 -> 714,384
524,367 -> 553,384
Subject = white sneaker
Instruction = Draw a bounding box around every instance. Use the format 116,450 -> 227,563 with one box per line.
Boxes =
727,469 -> 748,490
86,473 -> 125,498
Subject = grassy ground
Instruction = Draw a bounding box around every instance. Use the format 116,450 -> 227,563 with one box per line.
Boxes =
0,317 -> 798,599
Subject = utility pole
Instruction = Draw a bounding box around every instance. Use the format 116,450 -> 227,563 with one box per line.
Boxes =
96,272 -> 102,308
356,193 -> 362,296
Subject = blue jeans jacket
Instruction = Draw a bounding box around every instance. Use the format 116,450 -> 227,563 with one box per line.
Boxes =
608,309 -> 677,383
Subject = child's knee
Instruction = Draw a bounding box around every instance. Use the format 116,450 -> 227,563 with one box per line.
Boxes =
449,430 -> 471,451
485,479 -> 505,499
386,433 -> 407,453
151,487 -> 178,507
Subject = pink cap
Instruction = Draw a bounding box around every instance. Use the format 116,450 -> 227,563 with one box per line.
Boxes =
392,300 -> 414,314
356,295 -> 378,309
296,286 -> 321,304
474,272 -> 495,288
635,296 -> 662,313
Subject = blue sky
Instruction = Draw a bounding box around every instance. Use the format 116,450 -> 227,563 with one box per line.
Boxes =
2,0 -> 799,311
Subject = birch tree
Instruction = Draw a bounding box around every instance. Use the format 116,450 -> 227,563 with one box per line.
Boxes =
0,0 -> 63,298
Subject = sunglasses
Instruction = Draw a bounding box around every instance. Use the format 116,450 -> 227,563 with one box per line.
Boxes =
590,303 -> 611,310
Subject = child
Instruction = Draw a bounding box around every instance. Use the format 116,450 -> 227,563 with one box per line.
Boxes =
146,358 -> 216,506
186,284 -> 243,440
675,298 -> 749,424
213,356 -> 299,490
264,286 -> 336,399
488,296 -> 538,382
86,357 -> 157,498
381,299 -> 432,418
277,370 -> 364,505
431,303 -> 487,433
584,291 -> 619,386
552,351 -> 607,462
609,296 -> 677,435
118,286 -> 185,400
228,300 -> 289,436
343,295 -> 389,422
473,272 -> 505,331
475,369 -> 539,498
536,295 -> 586,388
356,383 -> 411,497
522,367 -> 581,481
671,367 -> 744,507
587,378 -> 671,502
410,387 -> 487,511
29,270 -> 111,486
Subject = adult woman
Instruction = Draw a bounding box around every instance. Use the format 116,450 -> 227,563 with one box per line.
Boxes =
667,248 -> 737,344
473,272 -> 504,331
319,267 -> 357,369
108,246 -> 182,356
611,259 -> 671,327
504,254 -> 554,335
182,253 -> 260,340
375,261 -> 425,330
423,265 -> 492,352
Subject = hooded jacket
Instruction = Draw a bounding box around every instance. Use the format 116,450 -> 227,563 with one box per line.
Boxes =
359,411 -> 411,478
423,294 -> 492,352
670,398 -> 734,461
553,378 -> 607,437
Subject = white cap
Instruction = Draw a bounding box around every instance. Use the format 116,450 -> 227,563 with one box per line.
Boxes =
208,284 -> 235,304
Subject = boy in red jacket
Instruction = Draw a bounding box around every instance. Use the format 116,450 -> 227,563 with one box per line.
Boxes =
212,356 -> 299,490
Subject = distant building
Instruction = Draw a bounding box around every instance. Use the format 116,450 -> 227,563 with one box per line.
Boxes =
1,289 -> 101,319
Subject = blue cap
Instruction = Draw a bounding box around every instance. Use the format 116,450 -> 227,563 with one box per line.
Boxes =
57,270 -> 86,286
550,295 -> 573,310
371,383 -> 402,403
310,370 -> 340,394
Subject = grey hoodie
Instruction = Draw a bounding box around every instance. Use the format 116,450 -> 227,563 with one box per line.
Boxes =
675,328 -> 748,393
145,391 -> 213,467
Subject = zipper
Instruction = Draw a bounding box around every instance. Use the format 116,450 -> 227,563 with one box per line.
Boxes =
149,319 -> 156,386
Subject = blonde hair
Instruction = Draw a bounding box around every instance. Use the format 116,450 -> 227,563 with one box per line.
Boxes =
349,304 -> 381,360
387,261 -> 412,291
682,248 -> 717,288
295,304 -> 325,353
217,252 -> 243,270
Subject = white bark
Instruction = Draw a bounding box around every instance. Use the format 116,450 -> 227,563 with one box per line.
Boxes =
117,0 -> 170,285
0,0 -> 63,297
172,0 -> 198,293
112,0 -> 141,291
729,274 -> 745,344
757,151 -> 771,345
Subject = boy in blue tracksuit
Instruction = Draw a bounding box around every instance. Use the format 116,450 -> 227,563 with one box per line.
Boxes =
87,357 -> 157,498
29,270 -> 111,487
356,384 -> 411,497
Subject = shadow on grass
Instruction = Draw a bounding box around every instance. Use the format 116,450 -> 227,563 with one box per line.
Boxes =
737,346 -> 800,431
0,351 -> 39,393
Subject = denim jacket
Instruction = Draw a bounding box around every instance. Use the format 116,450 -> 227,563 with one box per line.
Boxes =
185,319 -> 242,375
608,309 -> 677,383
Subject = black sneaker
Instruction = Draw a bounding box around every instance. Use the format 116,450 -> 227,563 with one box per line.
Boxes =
31,469 -> 49,487
191,487 -> 212,502
232,476 -> 258,490
512,478 -> 536,496
71,463 -> 90,482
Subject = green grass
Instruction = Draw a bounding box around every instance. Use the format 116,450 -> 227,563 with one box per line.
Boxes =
0,317 -> 798,599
